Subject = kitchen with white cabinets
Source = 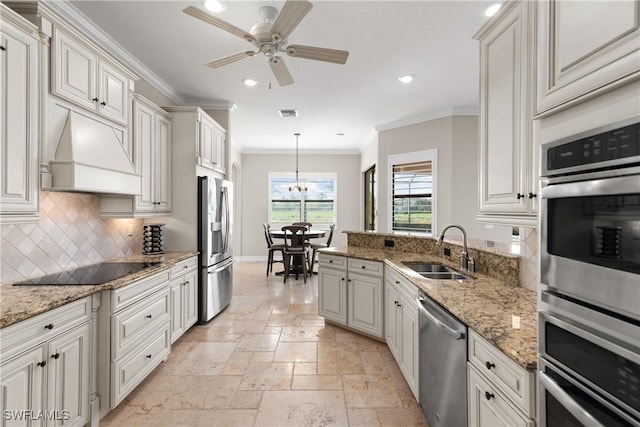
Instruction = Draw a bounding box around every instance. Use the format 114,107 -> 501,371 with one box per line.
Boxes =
1,0 -> 639,426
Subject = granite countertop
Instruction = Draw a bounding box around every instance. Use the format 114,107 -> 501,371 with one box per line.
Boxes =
319,246 -> 537,370
0,251 -> 198,329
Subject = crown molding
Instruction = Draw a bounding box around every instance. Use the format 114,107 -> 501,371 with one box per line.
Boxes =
43,0 -> 187,105
240,148 -> 362,155
374,107 -> 478,132
185,99 -> 235,110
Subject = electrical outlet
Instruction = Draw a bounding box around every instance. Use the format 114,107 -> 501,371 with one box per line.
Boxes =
128,224 -> 134,236
443,247 -> 451,257
384,239 -> 395,248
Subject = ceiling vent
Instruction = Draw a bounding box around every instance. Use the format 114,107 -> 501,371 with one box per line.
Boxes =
278,109 -> 298,118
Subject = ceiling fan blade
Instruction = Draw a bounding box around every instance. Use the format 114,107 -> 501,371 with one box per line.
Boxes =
205,51 -> 256,69
183,6 -> 256,43
269,57 -> 294,86
270,0 -> 313,41
286,45 -> 349,64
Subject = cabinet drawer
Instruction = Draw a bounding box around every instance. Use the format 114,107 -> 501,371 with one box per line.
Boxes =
385,266 -> 418,301
348,258 -> 383,276
112,288 -> 170,359
468,330 -> 535,417
468,364 -> 533,427
0,297 -> 91,360
112,323 -> 170,407
112,270 -> 170,311
318,254 -> 347,270
170,256 -> 197,277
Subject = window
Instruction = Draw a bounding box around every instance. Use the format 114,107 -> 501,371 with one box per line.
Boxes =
388,150 -> 436,234
269,173 -> 337,227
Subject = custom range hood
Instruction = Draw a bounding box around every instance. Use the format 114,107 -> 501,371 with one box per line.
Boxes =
48,111 -> 141,195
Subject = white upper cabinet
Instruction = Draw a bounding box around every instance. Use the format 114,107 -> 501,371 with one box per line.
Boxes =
199,114 -> 226,174
475,0 -> 538,227
52,27 -> 132,126
0,4 -> 39,223
535,0 -> 640,116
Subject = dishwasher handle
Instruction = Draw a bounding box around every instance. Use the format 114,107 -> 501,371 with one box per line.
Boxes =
417,296 -> 465,340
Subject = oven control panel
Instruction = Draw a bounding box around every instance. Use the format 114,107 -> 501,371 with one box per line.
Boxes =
545,121 -> 639,172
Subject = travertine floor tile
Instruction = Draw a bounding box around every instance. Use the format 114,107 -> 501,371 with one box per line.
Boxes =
254,391 -> 348,426
100,262 -> 427,426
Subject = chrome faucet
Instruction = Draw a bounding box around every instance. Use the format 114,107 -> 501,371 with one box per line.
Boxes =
436,224 -> 469,271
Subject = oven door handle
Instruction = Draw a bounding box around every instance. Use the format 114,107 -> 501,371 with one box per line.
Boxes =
540,174 -> 640,199
539,371 -> 605,427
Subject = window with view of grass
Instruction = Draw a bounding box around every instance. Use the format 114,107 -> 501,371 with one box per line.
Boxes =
389,150 -> 436,234
269,173 -> 337,227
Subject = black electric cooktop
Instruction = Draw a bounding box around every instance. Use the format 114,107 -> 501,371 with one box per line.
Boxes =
13,262 -> 162,286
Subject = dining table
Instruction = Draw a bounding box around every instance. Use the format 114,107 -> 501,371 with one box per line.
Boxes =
269,228 -> 327,276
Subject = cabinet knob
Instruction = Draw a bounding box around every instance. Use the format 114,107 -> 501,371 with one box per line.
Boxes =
516,193 -> 524,200
528,192 -> 537,199
329,260 -> 333,263
92,97 -> 99,102
51,353 -> 60,360
395,281 -> 400,284
44,323 -> 54,330
37,361 -> 47,367
183,265 -> 188,269
0,46 -> 5,51
348,279 -> 352,282
100,101 -> 107,106
146,354 -> 152,359
361,265 -> 366,269
484,391 -> 495,400
146,314 -> 152,319
485,361 -> 495,370
341,277 -> 345,281
184,281 -> 189,286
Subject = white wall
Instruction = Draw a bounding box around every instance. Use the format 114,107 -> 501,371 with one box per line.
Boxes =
240,153 -> 361,258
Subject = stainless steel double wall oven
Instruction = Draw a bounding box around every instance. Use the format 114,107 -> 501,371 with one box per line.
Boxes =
538,119 -> 640,426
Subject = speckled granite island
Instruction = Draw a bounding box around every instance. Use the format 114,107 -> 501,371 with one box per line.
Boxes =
0,251 -> 198,329
320,232 -> 537,371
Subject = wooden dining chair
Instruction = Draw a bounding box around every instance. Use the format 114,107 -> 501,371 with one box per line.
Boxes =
308,223 -> 336,272
292,222 -> 312,230
281,225 -> 310,283
263,223 -> 285,276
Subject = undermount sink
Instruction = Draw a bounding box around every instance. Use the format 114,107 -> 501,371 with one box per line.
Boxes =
403,262 -> 472,281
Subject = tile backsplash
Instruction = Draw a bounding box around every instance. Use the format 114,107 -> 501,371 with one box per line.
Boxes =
519,227 -> 538,291
1,191 -> 143,284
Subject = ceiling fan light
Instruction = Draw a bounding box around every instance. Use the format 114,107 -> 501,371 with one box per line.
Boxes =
398,74 -> 414,84
484,3 -> 502,17
203,0 -> 225,13
243,78 -> 258,87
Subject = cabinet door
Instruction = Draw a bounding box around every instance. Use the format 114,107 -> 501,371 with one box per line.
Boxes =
133,100 -> 155,212
213,129 -> 225,173
399,296 -> 419,399
154,114 -> 172,212
183,269 -> 198,330
47,323 -> 91,427
97,61 -> 129,125
478,1 -> 532,218
53,28 -> 97,112
536,0 -> 640,115
199,118 -> 216,170
468,365 -> 533,427
347,272 -> 383,338
169,278 -> 184,344
0,346 -> 45,426
318,267 -> 347,325
384,282 -> 400,360
0,22 -> 39,220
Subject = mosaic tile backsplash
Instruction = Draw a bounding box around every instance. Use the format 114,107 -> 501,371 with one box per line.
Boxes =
1,191 -> 143,284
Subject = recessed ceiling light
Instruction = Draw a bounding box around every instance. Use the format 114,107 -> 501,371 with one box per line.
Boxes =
278,109 -> 298,118
484,3 -> 502,17
398,74 -> 414,84
243,78 -> 258,87
204,0 -> 225,13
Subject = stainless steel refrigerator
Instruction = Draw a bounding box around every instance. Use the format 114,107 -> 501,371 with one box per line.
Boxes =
197,176 -> 233,323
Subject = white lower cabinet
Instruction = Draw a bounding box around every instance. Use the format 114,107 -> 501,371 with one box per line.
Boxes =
0,297 -> 93,426
318,254 -> 383,338
384,266 -> 419,399
467,330 -> 535,427
98,271 -> 171,414
169,256 -> 198,343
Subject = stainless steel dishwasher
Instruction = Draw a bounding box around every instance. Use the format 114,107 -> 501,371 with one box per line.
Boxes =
417,291 -> 468,427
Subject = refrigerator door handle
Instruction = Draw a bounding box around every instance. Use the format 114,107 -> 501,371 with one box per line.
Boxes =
207,257 -> 233,274
221,187 -> 230,254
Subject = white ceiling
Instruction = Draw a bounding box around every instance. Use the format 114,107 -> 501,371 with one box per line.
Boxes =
69,0 -> 495,153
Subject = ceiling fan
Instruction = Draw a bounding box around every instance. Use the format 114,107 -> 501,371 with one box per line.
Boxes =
183,0 -> 349,86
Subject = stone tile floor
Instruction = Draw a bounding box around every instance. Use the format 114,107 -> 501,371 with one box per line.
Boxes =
100,262 -> 428,426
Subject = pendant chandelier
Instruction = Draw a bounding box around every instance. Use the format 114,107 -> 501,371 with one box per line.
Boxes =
289,133 -> 307,192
